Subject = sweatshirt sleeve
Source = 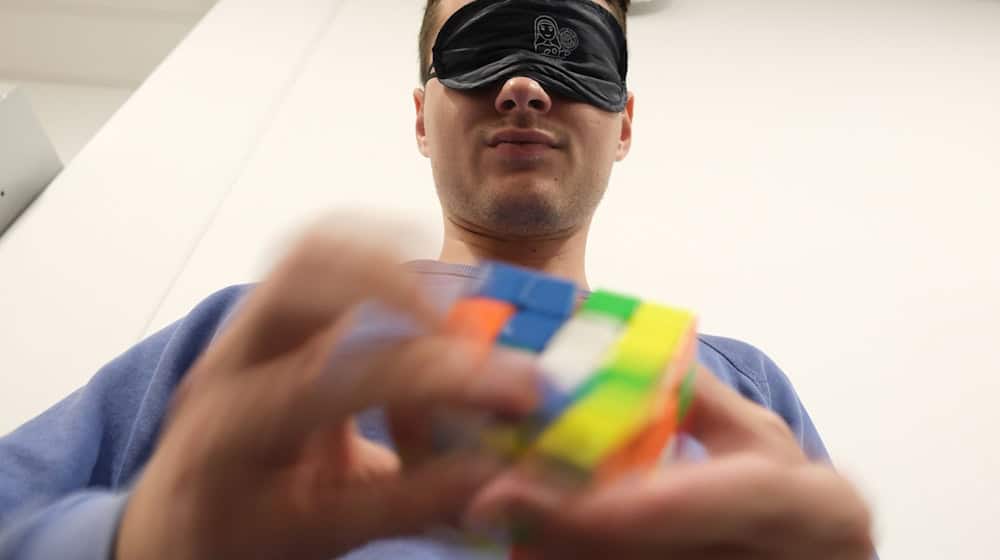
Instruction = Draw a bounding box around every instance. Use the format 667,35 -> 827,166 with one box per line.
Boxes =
0,285 -> 250,560
0,491 -> 130,560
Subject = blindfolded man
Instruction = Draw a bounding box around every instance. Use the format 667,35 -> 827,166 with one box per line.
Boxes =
0,2 -> 875,559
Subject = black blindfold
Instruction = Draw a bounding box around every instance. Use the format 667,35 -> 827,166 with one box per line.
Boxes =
429,0 -> 629,112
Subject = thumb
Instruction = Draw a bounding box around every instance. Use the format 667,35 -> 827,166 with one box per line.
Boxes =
682,366 -> 806,464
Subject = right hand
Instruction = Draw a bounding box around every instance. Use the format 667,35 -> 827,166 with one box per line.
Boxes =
465,367 -> 874,559
115,224 -> 540,560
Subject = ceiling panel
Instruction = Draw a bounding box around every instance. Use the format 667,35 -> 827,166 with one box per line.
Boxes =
0,0 -> 218,86
0,0 -> 215,19
0,9 -> 197,87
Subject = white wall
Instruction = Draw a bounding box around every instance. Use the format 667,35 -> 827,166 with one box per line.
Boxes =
1,0 -> 998,558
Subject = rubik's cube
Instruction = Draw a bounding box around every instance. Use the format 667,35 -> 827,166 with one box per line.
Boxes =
444,260 -> 699,482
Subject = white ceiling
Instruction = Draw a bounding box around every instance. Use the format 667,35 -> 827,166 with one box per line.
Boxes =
0,0 -> 217,87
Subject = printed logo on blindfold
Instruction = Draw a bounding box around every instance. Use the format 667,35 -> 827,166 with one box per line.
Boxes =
534,15 -> 579,59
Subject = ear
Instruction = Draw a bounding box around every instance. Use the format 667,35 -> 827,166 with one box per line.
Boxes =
615,91 -> 635,162
414,87 -> 431,158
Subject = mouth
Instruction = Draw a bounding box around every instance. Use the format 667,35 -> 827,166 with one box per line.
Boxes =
488,129 -> 558,147
491,144 -> 551,161
487,129 -> 559,160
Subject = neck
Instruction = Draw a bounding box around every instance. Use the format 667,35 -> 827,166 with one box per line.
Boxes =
437,214 -> 592,290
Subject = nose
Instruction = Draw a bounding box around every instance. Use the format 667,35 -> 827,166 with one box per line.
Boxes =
495,76 -> 552,114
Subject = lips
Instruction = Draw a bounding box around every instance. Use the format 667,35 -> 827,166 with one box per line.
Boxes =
487,129 -> 558,148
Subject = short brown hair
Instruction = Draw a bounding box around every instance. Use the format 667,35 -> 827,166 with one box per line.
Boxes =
419,0 -> 630,83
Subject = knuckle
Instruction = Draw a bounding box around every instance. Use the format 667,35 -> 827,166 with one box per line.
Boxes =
825,477 -> 876,554
732,458 -> 875,557
753,409 -> 801,457
283,229 -> 350,275
841,517 -> 876,557
395,337 -> 466,398
740,457 -> 799,532
400,338 -> 440,378
276,233 -> 407,310
798,467 -> 876,556
763,412 -> 810,463
757,409 -> 793,438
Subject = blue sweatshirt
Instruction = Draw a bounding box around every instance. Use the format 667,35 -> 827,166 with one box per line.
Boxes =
0,260 -> 831,559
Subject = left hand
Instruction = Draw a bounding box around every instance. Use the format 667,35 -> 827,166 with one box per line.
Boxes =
465,366 -> 875,559
115,225 -> 540,560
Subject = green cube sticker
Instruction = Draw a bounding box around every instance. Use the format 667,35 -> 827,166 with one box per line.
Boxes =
581,290 -> 641,322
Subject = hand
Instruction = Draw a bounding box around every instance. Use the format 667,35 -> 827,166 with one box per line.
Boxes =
115,224 -> 540,560
466,366 -> 875,559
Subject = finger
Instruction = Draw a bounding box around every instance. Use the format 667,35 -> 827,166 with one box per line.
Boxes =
468,454 -> 873,557
303,420 -> 401,483
385,404 -> 435,465
387,401 -> 508,468
205,221 -> 444,375
180,308 -> 541,467
243,326 -> 541,451
304,453 -> 507,556
313,334 -> 542,421
683,366 -> 806,463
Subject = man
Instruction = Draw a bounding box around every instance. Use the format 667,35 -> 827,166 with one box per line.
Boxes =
0,0 -> 875,558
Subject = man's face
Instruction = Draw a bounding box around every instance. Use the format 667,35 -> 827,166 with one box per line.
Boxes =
415,0 -> 634,239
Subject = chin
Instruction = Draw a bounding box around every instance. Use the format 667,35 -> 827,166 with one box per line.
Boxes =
484,194 -> 565,236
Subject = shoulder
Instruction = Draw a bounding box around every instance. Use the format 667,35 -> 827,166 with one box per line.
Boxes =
150,283 -> 256,359
183,283 -> 255,326
696,334 -> 831,460
108,283 -> 257,395
104,283 -> 258,479
109,282 -> 258,396
696,334 -> 786,409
